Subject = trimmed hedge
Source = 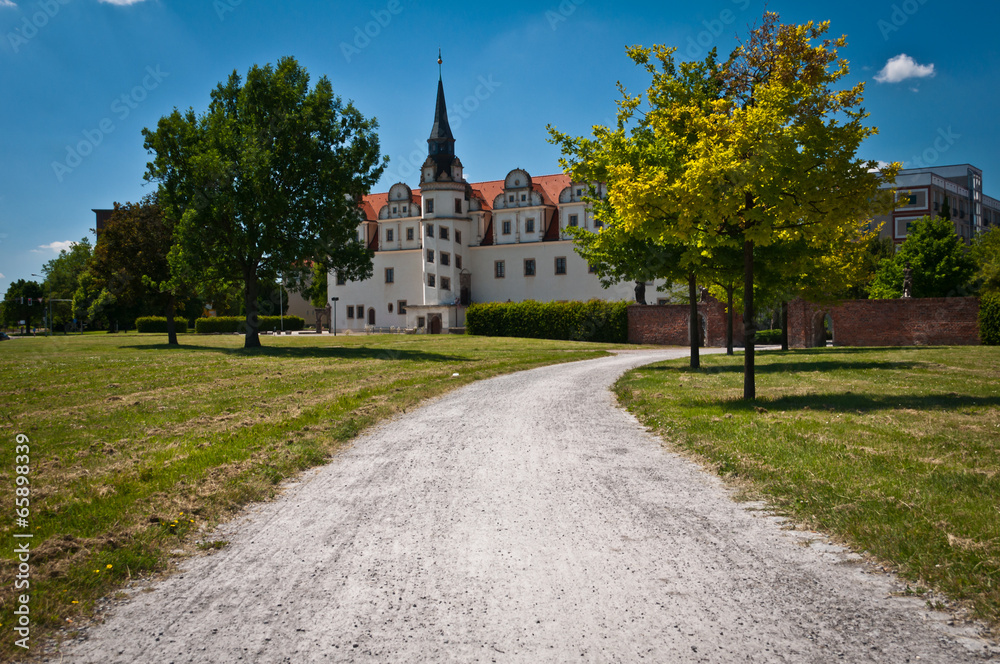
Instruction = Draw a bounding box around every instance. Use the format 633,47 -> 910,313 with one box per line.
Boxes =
465,300 -> 628,343
756,329 -> 782,344
135,317 -> 189,334
194,316 -> 305,334
981,294 -> 1000,345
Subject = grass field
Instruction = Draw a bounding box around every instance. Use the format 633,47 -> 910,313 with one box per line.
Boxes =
615,346 -> 1000,633
0,332 -> 627,658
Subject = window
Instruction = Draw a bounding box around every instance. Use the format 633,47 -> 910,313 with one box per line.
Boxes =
426,223 -> 434,238
388,303 -> 394,313
521,194 -> 526,202
454,198 -> 462,213
406,227 -> 414,241
392,206 -> 397,214
426,249 -> 435,263
502,220 -> 512,235
576,188 -> 582,196
525,218 -> 535,233
524,259 -> 536,276
356,305 -> 363,318
569,214 -> 578,227
427,274 -> 436,288
456,255 -> 462,270
455,230 -> 462,244
439,226 -> 449,241
398,300 -> 407,314
417,316 -> 426,328
385,268 -> 395,283
402,206 -> 407,213
347,306 -> 355,318
386,228 -> 394,242
588,264 -> 597,274
441,252 -> 450,266
555,257 -> 567,275
495,260 -> 505,278
509,195 -> 515,202
426,198 -> 434,214
594,217 -> 603,228
441,276 -> 451,290
657,298 -> 670,305
336,273 -> 346,286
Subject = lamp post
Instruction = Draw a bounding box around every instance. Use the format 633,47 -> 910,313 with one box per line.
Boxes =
31,274 -> 50,337
330,297 -> 339,337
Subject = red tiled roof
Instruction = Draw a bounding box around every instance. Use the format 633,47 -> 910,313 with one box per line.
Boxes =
360,173 -> 571,220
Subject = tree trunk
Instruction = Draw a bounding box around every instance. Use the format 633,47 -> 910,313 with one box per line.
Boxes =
743,239 -> 755,400
688,272 -> 700,370
244,272 -> 262,349
166,294 -> 179,346
780,300 -> 789,351
726,284 -> 734,356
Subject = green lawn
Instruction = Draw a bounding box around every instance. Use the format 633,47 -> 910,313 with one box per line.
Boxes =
615,346 -> 1000,633
0,332 -> 627,658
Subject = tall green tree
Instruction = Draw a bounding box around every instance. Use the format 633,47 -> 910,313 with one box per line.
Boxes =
1,280 -> 44,332
85,197 -> 187,344
555,13 -> 897,399
143,56 -> 386,348
970,226 -> 1000,295
40,238 -> 92,330
870,216 -> 976,298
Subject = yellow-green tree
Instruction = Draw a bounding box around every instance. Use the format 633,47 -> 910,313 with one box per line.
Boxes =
555,13 -> 897,398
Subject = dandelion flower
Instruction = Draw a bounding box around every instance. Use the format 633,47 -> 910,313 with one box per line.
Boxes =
106,564 -> 113,569
72,600 -> 79,604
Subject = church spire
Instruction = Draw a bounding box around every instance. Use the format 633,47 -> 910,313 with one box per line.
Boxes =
426,49 -> 456,180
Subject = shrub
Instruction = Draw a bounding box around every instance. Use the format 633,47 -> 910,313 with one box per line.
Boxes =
194,316 -> 305,334
135,317 -> 188,334
980,294 -> 1000,345
465,300 -> 628,343
756,329 -> 782,344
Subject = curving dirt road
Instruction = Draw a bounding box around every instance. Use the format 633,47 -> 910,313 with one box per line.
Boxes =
63,349 -> 995,663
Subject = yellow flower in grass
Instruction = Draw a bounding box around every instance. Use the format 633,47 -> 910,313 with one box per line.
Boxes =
106,564 -> 113,569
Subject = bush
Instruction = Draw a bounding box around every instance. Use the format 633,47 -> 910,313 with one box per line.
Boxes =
194,316 -> 305,334
756,329 -> 782,344
135,317 -> 188,334
465,300 -> 628,343
980,294 -> 1000,345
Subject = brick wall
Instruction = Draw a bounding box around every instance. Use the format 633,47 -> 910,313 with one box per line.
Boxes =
628,301 -> 744,347
786,298 -> 980,348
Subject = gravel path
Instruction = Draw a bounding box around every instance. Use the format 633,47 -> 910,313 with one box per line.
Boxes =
61,349 -> 996,663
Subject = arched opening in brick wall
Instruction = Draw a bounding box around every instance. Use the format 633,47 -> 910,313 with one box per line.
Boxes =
811,311 -> 834,347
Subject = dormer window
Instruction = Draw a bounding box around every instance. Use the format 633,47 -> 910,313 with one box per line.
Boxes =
426,199 -> 434,214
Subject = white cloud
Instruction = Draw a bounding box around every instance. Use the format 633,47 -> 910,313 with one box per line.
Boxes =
0,0 -> 17,8
32,240 -> 77,254
874,54 -> 935,84
0,273 -> 5,279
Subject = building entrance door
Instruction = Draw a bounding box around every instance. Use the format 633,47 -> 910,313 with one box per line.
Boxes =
429,315 -> 443,335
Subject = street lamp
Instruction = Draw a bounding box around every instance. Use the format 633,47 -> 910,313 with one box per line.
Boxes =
31,274 -> 50,337
330,297 -> 339,337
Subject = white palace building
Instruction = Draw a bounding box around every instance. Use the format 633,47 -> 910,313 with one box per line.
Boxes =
328,71 -> 652,333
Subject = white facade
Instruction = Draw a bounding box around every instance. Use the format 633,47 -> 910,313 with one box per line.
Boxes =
328,76 -> 664,333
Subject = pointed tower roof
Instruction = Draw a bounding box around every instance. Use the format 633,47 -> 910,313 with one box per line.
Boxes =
428,75 -> 454,142
425,50 -> 457,183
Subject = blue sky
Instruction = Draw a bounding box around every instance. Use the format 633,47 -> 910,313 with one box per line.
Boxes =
1,0 -> 998,290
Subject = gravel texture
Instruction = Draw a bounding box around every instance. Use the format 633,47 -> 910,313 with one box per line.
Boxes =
59,349 -> 997,663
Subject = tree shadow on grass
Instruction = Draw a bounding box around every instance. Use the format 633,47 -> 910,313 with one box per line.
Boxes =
121,344 -> 469,363
716,392 -> 1000,414
645,360 -> 925,375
